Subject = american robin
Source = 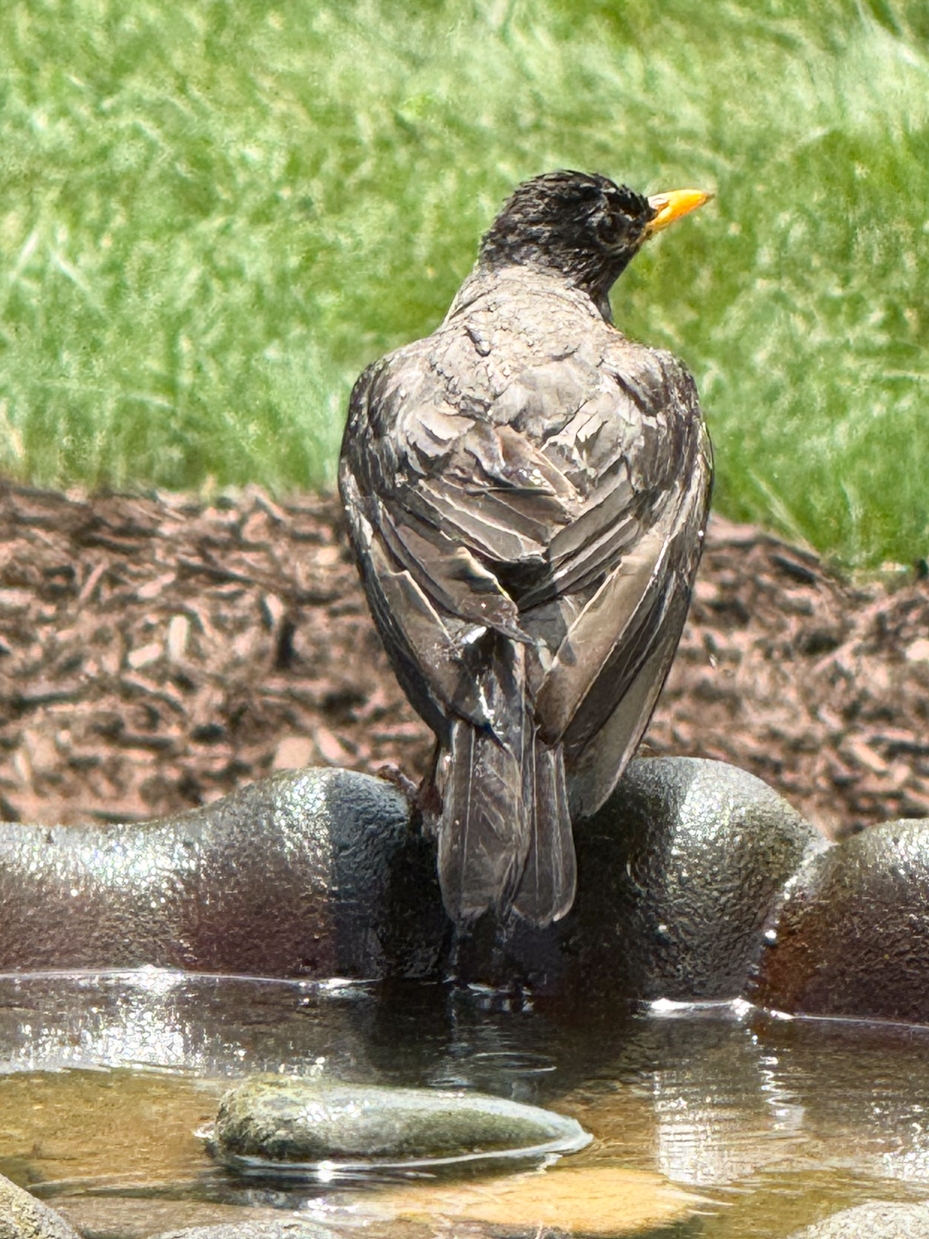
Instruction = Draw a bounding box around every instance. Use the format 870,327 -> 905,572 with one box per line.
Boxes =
339,170 -> 712,927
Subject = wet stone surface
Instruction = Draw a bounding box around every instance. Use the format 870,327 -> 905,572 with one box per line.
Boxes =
750,816 -> 929,1024
0,765 -> 444,980
787,1200 -> 929,1237
4,981 -> 929,1237
0,1170 -> 80,1239
494,755 -> 825,1000
211,1077 -> 590,1171
0,738 -> 926,1233
0,756 -> 827,1004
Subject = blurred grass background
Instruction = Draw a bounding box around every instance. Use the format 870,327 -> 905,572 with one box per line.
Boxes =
0,0 -> 927,568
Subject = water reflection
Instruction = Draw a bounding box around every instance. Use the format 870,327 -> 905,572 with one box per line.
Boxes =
0,968 -> 378,1077
649,1012 -> 808,1187
754,1014 -> 929,1188
1,972 -> 929,1235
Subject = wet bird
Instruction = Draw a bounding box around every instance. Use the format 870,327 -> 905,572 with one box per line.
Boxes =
339,170 -> 712,928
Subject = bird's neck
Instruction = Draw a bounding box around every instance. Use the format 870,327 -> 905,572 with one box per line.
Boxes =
450,262 -> 615,325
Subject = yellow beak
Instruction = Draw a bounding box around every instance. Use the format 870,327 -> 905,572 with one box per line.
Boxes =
644,188 -> 711,237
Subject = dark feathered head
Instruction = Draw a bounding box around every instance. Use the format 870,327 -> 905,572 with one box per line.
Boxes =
478,170 -> 708,320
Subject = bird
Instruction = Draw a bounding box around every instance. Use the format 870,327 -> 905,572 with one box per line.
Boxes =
339,170 -> 713,929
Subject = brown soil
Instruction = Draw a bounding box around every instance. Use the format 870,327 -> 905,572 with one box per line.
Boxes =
0,480 -> 926,837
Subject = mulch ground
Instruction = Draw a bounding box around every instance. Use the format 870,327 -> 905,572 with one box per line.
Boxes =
0,480 -> 926,837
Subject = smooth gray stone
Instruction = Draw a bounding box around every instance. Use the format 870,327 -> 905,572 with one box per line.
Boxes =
496,756 -> 825,1000
153,1224 -> 339,1239
212,1078 -> 590,1169
788,1200 -> 929,1237
0,767 -> 446,979
0,1172 -> 79,1239
750,818 -> 929,1024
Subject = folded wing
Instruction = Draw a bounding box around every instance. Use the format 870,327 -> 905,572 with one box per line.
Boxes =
340,328 -> 711,922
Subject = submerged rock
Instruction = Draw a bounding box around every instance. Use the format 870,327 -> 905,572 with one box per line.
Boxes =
787,1200 -> 929,1237
750,818 -> 929,1024
372,1162 -> 703,1236
153,1224 -> 339,1239
211,1078 -> 590,1171
0,1171 -> 80,1239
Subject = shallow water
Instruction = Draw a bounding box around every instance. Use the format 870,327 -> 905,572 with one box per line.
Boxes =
1,969 -> 929,1237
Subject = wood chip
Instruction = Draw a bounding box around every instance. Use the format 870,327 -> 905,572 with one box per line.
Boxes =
271,736 -> 316,770
166,615 -> 190,661
127,642 -> 163,670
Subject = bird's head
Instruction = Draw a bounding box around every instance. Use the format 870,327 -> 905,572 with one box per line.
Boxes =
478,170 -> 709,320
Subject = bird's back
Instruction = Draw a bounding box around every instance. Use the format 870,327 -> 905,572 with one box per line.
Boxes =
340,265 -> 711,924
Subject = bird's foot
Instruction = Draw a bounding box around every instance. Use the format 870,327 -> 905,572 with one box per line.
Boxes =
371,762 -> 419,801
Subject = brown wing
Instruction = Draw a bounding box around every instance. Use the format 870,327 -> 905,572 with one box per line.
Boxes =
543,421 -> 712,818
339,342 -> 583,737
340,321 -> 711,774
341,305 -> 711,926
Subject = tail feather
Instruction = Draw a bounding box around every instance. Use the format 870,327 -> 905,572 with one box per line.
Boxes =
436,721 -> 575,927
437,720 -> 528,922
512,737 -> 575,926
434,632 -> 575,926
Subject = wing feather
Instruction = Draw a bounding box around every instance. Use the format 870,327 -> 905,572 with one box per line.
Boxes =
341,293 -> 713,923
558,428 -> 713,814
533,509 -> 677,744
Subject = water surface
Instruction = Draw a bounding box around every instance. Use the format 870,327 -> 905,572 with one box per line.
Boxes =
1,970 -> 927,1237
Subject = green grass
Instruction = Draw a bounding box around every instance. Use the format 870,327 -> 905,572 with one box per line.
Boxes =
1,0 -> 928,567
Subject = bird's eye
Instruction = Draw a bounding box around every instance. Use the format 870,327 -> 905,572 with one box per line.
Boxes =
596,202 -> 625,236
